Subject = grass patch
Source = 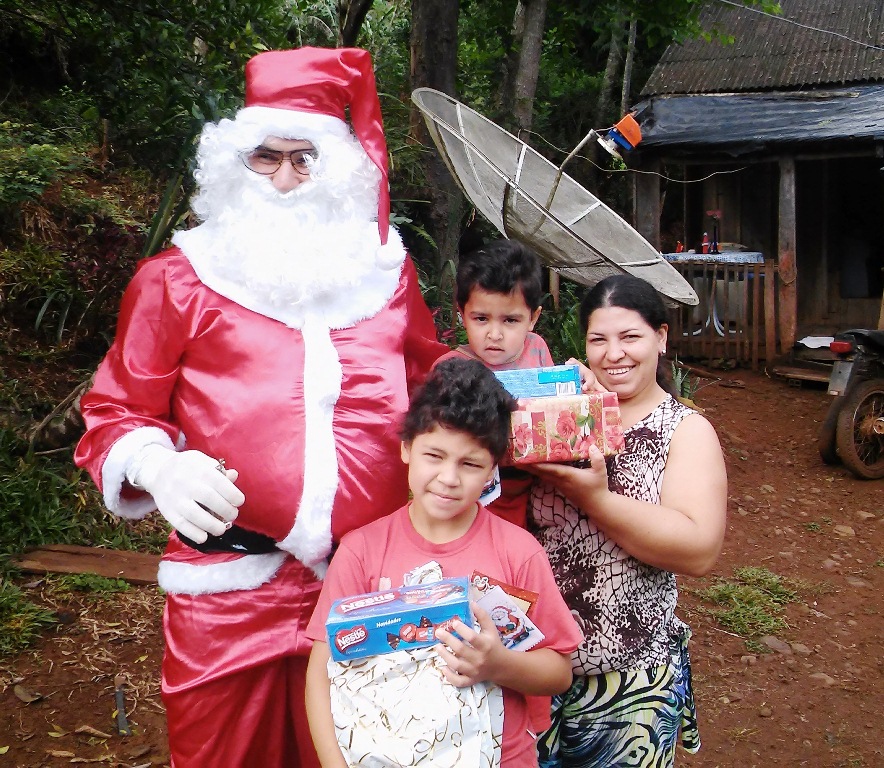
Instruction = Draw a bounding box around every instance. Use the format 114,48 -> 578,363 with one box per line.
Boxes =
688,566 -> 811,645
52,573 -> 131,596
0,427 -> 166,656
0,578 -> 57,657
0,427 -> 167,562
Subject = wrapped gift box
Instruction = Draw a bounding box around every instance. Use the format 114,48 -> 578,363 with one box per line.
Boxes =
506,392 -> 625,464
325,577 -> 471,661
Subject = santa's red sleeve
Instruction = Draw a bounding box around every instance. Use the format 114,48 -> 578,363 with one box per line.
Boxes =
74,251 -> 187,516
399,256 -> 448,391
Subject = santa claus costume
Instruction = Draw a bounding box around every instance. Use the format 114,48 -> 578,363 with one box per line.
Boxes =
75,47 -> 445,767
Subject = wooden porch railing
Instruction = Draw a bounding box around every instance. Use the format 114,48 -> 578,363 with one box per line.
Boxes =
667,260 -> 779,369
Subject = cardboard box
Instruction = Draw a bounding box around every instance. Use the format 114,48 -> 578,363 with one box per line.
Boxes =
507,392 -> 625,464
494,364 -> 582,399
326,577 -> 471,661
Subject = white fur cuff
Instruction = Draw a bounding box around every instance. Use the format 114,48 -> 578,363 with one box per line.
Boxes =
158,552 -> 287,595
101,427 -> 175,519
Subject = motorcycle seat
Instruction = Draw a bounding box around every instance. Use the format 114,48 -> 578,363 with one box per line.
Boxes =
835,328 -> 884,352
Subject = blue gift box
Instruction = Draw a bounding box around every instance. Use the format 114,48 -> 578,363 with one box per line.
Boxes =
325,577 -> 471,661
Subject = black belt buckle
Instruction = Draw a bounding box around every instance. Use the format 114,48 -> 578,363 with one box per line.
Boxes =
180,524 -> 279,555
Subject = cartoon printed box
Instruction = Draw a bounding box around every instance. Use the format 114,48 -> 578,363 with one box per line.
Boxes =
506,392 -> 625,465
494,364 -> 582,399
325,577 -> 471,662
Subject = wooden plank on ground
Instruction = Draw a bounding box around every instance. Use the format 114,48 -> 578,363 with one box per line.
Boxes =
770,365 -> 830,384
10,544 -> 160,585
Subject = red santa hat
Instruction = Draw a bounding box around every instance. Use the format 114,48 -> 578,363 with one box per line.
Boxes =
240,47 -> 392,246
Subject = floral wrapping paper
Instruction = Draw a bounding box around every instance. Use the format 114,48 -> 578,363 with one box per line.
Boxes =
329,646 -> 503,767
507,392 -> 625,464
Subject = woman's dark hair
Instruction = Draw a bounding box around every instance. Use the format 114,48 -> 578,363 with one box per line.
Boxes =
456,239 -> 543,311
579,274 -> 675,394
401,357 -> 517,462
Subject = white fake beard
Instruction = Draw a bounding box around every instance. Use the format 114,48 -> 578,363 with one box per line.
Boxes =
207,177 -> 381,310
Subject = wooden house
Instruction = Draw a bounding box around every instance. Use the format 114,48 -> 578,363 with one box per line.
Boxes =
630,0 -> 884,364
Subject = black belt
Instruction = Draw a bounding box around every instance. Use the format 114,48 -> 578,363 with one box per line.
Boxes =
179,525 -> 279,555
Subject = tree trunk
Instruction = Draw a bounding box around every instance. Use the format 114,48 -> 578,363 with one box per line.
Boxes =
337,0 -> 374,47
511,0 -> 548,141
595,22 -> 625,127
409,0 -> 463,269
620,17 -> 637,115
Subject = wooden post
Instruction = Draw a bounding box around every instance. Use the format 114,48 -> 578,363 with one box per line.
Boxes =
764,260 -> 777,360
878,266 -> 884,330
751,262 -> 761,369
632,157 -> 661,249
777,156 -> 798,352
549,269 -> 560,310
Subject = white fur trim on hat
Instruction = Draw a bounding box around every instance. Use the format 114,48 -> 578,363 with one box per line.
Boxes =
235,105 -> 350,142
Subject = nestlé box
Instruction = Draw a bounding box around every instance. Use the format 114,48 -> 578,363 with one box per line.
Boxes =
326,577 -> 471,662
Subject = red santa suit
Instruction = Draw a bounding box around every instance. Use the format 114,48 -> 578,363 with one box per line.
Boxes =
74,47 -> 447,767
75,234 -> 443,766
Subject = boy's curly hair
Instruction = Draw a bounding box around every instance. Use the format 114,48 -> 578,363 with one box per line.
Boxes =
401,357 -> 517,462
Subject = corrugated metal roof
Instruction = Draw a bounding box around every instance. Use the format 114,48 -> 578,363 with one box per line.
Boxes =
632,85 -> 884,153
641,0 -> 884,96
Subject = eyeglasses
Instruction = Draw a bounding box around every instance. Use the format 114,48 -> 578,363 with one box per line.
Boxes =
240,145 -> 318,176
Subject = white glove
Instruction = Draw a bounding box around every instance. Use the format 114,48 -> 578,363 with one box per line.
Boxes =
125,445 -> 245,543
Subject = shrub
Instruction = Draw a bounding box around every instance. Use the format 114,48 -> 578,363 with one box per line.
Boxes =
0,428 -> 167,564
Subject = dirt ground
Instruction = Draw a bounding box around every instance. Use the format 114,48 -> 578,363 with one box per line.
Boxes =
1,367 -> 881,768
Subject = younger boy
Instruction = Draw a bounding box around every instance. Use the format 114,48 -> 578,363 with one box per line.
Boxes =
435,239 -> 553,530
438,239 -> 553,372
305,358 -> 582,768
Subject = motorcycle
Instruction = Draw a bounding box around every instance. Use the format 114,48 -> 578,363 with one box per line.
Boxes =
818,328 -> 884,479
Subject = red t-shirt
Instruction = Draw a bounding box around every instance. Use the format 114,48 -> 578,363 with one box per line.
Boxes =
307,504 -> 582,768
434,332 -> 554,528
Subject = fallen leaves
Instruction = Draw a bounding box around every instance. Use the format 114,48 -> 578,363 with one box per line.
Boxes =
75,725 -> 115,740
13,683 -> 43,703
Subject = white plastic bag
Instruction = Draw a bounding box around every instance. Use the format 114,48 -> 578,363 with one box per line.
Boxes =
329,646 -> 503,767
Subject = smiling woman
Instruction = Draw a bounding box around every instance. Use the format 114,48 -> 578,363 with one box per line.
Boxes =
527,273 -> 728,768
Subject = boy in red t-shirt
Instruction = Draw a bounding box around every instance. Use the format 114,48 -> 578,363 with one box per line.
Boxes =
305,358 -> 581,768
435,239 -> 554,528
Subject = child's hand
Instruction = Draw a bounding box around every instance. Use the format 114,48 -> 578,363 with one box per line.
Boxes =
566,357 -> 606,393
434,603 -> 507,688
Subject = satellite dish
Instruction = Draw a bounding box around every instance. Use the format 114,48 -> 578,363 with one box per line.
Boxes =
411,88 -> 699,306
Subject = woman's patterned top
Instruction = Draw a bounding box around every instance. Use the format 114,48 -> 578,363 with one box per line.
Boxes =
530,394 -> 695,675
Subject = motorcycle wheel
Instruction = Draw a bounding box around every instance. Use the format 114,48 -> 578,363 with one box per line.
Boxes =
818,396 -> 842,465
835,379 -> 884,480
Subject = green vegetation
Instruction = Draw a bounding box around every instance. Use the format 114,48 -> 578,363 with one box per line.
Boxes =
52,573 -> 131,596
0,92 -> 155,344
0,425 -> 166,658
0,579 -> 57,657
671,357 -> 701,400
688,566 -> 814,649
0,429 -> 168,563
535,281 -> 588,364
